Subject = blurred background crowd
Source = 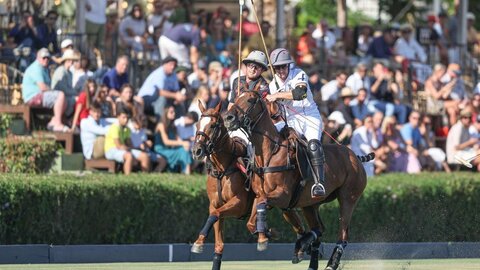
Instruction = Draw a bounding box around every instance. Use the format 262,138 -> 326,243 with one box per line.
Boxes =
1,0 -> 480,176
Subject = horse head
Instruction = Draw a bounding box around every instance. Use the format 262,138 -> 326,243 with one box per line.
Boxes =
224,91 -> 266,135
192,101 -> 224,160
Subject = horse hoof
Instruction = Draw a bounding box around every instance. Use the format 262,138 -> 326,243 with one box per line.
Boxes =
291,254 -> 303,264
257,240 -> 268,251
190,243 -> 203,254
324,267 -> 334,270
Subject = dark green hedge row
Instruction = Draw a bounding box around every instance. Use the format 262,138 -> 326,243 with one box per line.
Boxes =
0,172 -> 479,244
0,137 -> 58,173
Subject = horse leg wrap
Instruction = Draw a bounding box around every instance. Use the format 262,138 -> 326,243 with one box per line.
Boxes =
326,241 -> 346,270
256,203 -> 267,234
308,241 -> 321,270
212,253 -> 222,270
200,216 -> 219,237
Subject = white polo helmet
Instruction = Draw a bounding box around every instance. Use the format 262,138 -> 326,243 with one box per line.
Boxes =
270,48 -> 294,66
242,50 -> 268,70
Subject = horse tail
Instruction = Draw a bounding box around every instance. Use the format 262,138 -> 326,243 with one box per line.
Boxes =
356,152 -> 375,163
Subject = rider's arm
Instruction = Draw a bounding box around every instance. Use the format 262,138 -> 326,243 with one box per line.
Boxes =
266,83 -> 307,101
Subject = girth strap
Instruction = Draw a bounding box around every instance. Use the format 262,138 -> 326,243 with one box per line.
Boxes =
209,162 -> 240,205
256,164 -> 296,175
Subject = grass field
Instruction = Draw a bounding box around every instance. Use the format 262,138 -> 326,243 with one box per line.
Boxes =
0,259 -> 479,270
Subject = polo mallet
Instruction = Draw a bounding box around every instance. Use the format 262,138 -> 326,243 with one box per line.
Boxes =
454,153 -> 480,168
237,0 -> 244,97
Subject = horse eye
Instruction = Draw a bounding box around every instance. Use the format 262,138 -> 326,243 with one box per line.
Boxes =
247,98 -> 256,104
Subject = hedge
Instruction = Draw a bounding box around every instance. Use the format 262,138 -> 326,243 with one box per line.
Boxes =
0,172 -> 479,244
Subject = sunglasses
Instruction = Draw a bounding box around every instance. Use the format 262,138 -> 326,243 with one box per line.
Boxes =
247,63 -> 262,71
273,64 -> 288,71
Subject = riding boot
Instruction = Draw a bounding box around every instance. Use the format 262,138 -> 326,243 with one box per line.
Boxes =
307,139 -> 326,198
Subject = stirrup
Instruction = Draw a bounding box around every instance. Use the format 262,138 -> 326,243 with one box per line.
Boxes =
311,183 -> 326,198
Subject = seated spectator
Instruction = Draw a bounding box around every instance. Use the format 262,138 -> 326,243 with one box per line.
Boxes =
130,115 -> 167,172
366,28 -> 394,60
206,61 -> 224,108
424,64 -> 454,118
51,49 -> 80,116
52,38 -> 74,64
22,48 -> 68,132
72,78 -> 97,130
104,107 -> 151,175
439,63 -> 469,125
346,62 -> 370,96
36,10 -> 59,54
154,105 -> 192,174
80,101 -> 112,160
446,109 -> 480,168
95,84 -> 116,118
138,56 -> 184,119
115,83 -> 145,122
320,70 -> 348,115
102,55 -> 129,98
174,111 -> 198,144
334,87 -> 356,127
419,115 -> 451,172
323,111 -> 352,145
72,54 -> 93,93
394,24 -> 427,64
368,61 -> 408,124
350,115 -> 379,176
351,88 -> 371,127
356,24 -> 374,59
118,3 -> 147,53
382,115 -> 421,173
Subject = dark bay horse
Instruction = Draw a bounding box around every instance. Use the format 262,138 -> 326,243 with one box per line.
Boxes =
224,91 -> 373,270
190,102 -> 307,270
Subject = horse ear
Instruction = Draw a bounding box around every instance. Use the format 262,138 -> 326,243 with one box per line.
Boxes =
214,101 -> 222,113
198,100 -> 206,113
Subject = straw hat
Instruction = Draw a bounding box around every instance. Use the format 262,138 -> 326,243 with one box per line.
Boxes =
61,49 -> 79,62
340,87 -> 356,98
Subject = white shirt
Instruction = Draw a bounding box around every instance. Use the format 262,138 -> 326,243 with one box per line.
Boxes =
394,36 -> 427,63
346,72 -> 370,95
312,29 -> 336,50
320,80 -> 340,102
351,126 -> 379,156
85,0 -> 107,24
269,66 -> 320,117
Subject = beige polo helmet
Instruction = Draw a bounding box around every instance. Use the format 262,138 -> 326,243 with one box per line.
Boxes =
242,50 -> 268,70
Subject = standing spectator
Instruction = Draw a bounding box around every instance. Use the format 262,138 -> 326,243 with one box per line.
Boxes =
9,10 -> 37,49
138,56 -> 184,119
356,24 -> 374,59
119,3 -> 148,53
36,10 -> 59,54
446,109 -> 480,167
22,48 -> 68,131
102,55 -> 129,98
159,22 -> 201,71
367,28 -> 395,60
154,105 -> 193,174
312,19 -> 336,53
242,21 -> 273,58
104,7 -> 119,66
104,107 -> 151,175
296,21 -> 316,66
467,12 -> 479,56
351,115 -> 379,176
51,49 -> 80,117
80,101 -> 112,160
235,7 -> 258,42
346,62 -> 371,95
85,0 -> 108,51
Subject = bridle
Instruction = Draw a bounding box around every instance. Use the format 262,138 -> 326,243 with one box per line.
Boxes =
231,91 -> 267,136
195,113 -> 228,157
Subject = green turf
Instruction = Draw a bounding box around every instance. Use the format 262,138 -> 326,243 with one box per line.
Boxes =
0,259 -> 479,270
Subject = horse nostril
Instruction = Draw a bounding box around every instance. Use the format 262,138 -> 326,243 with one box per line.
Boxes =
225,114 -> 235,122
195,148 -> 203,157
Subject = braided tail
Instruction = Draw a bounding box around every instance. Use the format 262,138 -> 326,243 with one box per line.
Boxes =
356,152 -> 375,163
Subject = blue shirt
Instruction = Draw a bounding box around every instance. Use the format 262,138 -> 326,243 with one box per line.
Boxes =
22,60 -> 50,102
138,66 -> 179,97
164,23 -> 200,48
102,68 -> 129,91
367,36 -> 393,59
400,123 -> 422,149
351,102 -> 370,122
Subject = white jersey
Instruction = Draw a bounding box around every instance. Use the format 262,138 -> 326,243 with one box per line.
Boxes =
269,66 -> 320,118
269,66 -> 322,141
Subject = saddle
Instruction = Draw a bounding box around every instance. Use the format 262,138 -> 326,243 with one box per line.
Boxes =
281,127 -> 313,184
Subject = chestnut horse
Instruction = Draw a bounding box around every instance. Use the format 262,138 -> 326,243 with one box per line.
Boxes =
190,102 -> 307,270
224,91 -> 373,270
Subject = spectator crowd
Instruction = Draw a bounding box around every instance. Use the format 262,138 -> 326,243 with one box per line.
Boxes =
8,0 -> 480,176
